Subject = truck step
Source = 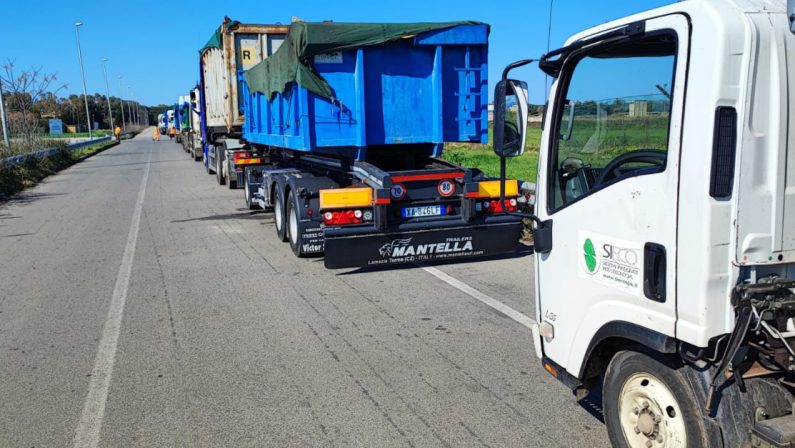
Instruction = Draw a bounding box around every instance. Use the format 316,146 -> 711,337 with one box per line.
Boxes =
753,414 -> 795,448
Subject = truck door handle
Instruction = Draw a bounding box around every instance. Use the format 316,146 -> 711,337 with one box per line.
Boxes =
643,243 -> 666,302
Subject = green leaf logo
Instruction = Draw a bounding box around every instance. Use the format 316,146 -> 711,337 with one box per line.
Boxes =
583,238 -> 598,273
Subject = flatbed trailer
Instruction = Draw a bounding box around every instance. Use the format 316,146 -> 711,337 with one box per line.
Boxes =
233,22 -> 525,269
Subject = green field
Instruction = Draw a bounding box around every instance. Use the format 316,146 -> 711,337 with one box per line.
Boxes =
443,126 -> 541,182
443,115 -> 669,182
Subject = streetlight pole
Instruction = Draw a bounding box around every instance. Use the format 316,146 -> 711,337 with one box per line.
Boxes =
102,58 -> 114,133
74,22 -> 93,139
126,85 -> 133,129
118,75 -> 126,130
0,79 -> 9,147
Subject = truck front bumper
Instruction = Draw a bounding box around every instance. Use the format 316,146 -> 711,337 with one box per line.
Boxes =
323,216 -> 523,269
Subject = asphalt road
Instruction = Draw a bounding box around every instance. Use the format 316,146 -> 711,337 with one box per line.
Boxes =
0,130 -> 609,447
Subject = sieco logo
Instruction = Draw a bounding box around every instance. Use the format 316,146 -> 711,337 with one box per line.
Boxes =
583,238 -> 599,274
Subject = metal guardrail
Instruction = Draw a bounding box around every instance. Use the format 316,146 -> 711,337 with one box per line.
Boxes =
0,136 -> 112,169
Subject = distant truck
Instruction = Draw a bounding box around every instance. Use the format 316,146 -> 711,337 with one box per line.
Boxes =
227,21 -> 526,268
198,17 -> 287,186
157,113 -> 167,135
178,87 -> 203,161
173,97 -> 189,144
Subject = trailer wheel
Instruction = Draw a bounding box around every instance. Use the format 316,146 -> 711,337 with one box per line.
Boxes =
286,190 -> 309,257
274,188 -> 288,242
215,148 -> 225,185
604,350 -> 709,448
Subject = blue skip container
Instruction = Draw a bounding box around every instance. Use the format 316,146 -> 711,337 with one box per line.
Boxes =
240,23 -> 489,161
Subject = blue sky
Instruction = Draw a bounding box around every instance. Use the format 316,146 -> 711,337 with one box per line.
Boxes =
0,0 -> 676,106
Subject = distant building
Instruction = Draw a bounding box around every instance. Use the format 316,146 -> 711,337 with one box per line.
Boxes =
629,100 -> 649,117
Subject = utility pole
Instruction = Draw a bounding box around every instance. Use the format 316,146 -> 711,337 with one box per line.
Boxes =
118,75 -> 126,130
126,85 -> 133,128
74,22 -> 93,139
0,79 -> 9,147
102,58 -> 114,132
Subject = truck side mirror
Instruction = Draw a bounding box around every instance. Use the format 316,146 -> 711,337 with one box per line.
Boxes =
789,0 -> 795,33
493,79 -> 529,158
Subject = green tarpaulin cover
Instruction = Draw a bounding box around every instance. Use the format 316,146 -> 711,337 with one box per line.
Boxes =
243,21 -> 485,101
201,19 -> 241,52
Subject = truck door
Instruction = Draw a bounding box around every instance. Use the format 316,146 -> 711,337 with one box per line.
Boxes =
535,15 -> 689,375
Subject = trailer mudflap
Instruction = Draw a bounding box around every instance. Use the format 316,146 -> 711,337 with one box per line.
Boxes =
323,218 -> 523,269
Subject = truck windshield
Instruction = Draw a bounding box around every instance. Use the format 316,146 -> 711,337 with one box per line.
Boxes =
549,34 -> 676,210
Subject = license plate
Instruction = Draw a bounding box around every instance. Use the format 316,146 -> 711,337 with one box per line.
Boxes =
401,205 -> 443,218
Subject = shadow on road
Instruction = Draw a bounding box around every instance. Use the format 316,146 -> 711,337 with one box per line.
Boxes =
171,209 -> 270,223
4,192 -> 67,206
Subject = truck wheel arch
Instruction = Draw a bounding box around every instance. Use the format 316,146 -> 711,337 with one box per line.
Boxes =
578,321 -> 678,381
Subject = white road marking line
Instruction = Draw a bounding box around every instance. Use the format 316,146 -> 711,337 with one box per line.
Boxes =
73,151 -> 151,448
419,264 -> 537,329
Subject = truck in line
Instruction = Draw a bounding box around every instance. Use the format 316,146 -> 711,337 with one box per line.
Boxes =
493,0 -> 795,446
198,18 -> 287,187
196,19 -> 527,269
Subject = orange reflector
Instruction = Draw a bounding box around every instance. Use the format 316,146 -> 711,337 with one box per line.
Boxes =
235,158 -> 262,165
319,187 -> 373,209
466,179 -> 519,198
543,362 -> 558,378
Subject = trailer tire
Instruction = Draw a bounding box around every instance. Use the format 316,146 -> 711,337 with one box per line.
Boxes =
215,148 -> 225,185
274,187 -> 288,242
604,350 -> 710,448
286,190 -> 308,257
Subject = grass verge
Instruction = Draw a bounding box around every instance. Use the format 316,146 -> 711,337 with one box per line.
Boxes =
443,125 -> 541,182
0,140 -> 119,201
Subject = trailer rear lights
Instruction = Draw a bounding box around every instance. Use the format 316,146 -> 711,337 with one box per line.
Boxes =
482,199 -> 519,214
234,158 -> 263,165
232,151 -> 252,161
319,187 -> 373,209
466,179 -> 519,198
322,209 -> 365,226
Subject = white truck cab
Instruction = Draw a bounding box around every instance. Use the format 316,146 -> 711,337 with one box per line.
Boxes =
495,0 -> 795,446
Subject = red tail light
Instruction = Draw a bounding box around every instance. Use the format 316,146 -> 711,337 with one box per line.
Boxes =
482,198 -> 518,214
233,151 -> 252,162
323,209 -> 364,226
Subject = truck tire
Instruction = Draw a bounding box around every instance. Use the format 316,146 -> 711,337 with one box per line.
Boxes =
274,187 -> 288,242
215,148 -> 225,185
604,350 -> 710,448
286,190 -> 309,257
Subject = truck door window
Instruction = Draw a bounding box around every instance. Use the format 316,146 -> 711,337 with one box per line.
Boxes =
549,33 -> 677,211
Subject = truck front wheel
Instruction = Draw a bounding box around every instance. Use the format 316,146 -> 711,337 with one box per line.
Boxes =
604,350 -> 709,448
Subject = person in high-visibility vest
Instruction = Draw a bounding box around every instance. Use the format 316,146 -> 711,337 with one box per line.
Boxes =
168,125 -> 175,140
114,126 -> 122,141
153,127 -> 160,141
